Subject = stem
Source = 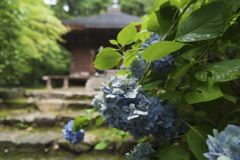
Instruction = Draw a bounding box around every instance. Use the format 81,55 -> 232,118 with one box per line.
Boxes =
139,61 -> 152,84
170,105 -> 189,141
203,117 -> 217,127
117,44 -> 121,50
130,48 -> 144,51
140,3 -> 191,84
175,37 -> 219,89
230,81 -> 240,97
173,134 -> 186,139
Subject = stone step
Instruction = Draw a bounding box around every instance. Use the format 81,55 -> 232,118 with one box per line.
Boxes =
25,90 -> 100,100
1,98 -> 93,110
0,108 -> 101,127
0,126 -> 130,160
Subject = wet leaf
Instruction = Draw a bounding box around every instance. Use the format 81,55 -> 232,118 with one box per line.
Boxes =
142,80 -> 164,90
175,1 -> 240,42
218,106 -> 240,132
186,125 -> 214,160
147,3 -> 179,37
156,145 -> 190,160
185,77 -> 223,104
195,59 -> 240,82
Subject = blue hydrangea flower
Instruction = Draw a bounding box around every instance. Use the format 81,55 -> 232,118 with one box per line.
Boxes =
92,94 -> 105,112
204,124 -> 240,160
62,120 -> 84,145
92,75 -> 186,141
129,33 -> 176,80
142,33 -> 163,50
126,142 -> 155,160
148,96 -> 188,142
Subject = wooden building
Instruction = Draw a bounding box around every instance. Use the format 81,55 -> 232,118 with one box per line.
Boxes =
43,0 -> 142,89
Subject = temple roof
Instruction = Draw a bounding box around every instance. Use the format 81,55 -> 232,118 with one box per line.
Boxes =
61,12 -> 142,29
61,0 -> 142,29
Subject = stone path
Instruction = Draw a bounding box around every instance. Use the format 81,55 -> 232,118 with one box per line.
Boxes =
0,89 -> 131,160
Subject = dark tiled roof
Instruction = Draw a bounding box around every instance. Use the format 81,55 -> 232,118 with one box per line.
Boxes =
61,12 -> 142,29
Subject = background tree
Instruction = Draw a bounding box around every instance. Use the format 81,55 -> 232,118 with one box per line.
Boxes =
52,0 -> 157,18
0,0 -> 70,86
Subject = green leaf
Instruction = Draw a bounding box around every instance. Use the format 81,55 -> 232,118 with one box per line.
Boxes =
85,108 -> 96,113
186,125 -> 214,160
222,94 -> 237,104
195,59 -> 240,82
170,63 -> 194,80
136,137 -> 148,143
218,106 -> 240,131
147,2 -> 179,37
117,22 -> 137,46
198,98 -> 225,117
96,47 -> 115,57
94,140 -> 110,150
123,50 -> 140,68
222,16 -> 240,43
142,80 -> 163,90
144,70 -> 167,83
109,39 -> 118,45
165,78 -> 180,92
181,43 -> 208,61
94,49 -> 122,70
175,1 -> 240,42
159,0 -> 178,7
198,82 -> 230,116
118,135 -> 130,144
142,41 -> 185,62
156,145 -> 190,160
72,116 -> 91,132
95,116 -> 105,126
82,113 -> 94,119
135,30 -> 151,42
116,70 -> 131,76
158,91 -> 180,105
179,0 -> 197,8
184,77 -> 223,104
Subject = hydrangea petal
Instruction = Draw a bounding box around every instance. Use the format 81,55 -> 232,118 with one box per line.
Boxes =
133,110 -> 148,115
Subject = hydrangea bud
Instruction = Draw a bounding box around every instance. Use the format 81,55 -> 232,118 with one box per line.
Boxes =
204,124 -> 240,160
126,142 -> 155,160
62,120 -> 84,145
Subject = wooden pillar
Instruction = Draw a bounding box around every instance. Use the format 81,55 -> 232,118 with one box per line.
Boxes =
63,78 -> 69,89
47,79 -> 52,90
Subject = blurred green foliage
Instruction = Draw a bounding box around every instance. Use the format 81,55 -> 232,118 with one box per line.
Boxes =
52,0 -> 156,18
0,0 -> 70,86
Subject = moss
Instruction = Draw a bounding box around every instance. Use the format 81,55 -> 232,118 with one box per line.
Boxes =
27,127 -> 63,133
0,149 -> 77,160
5,98 -> 29,103
0,110 -> 7,117
25,88 -> 51,92
76,152 -> 125,160
15,122 -> 29,128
